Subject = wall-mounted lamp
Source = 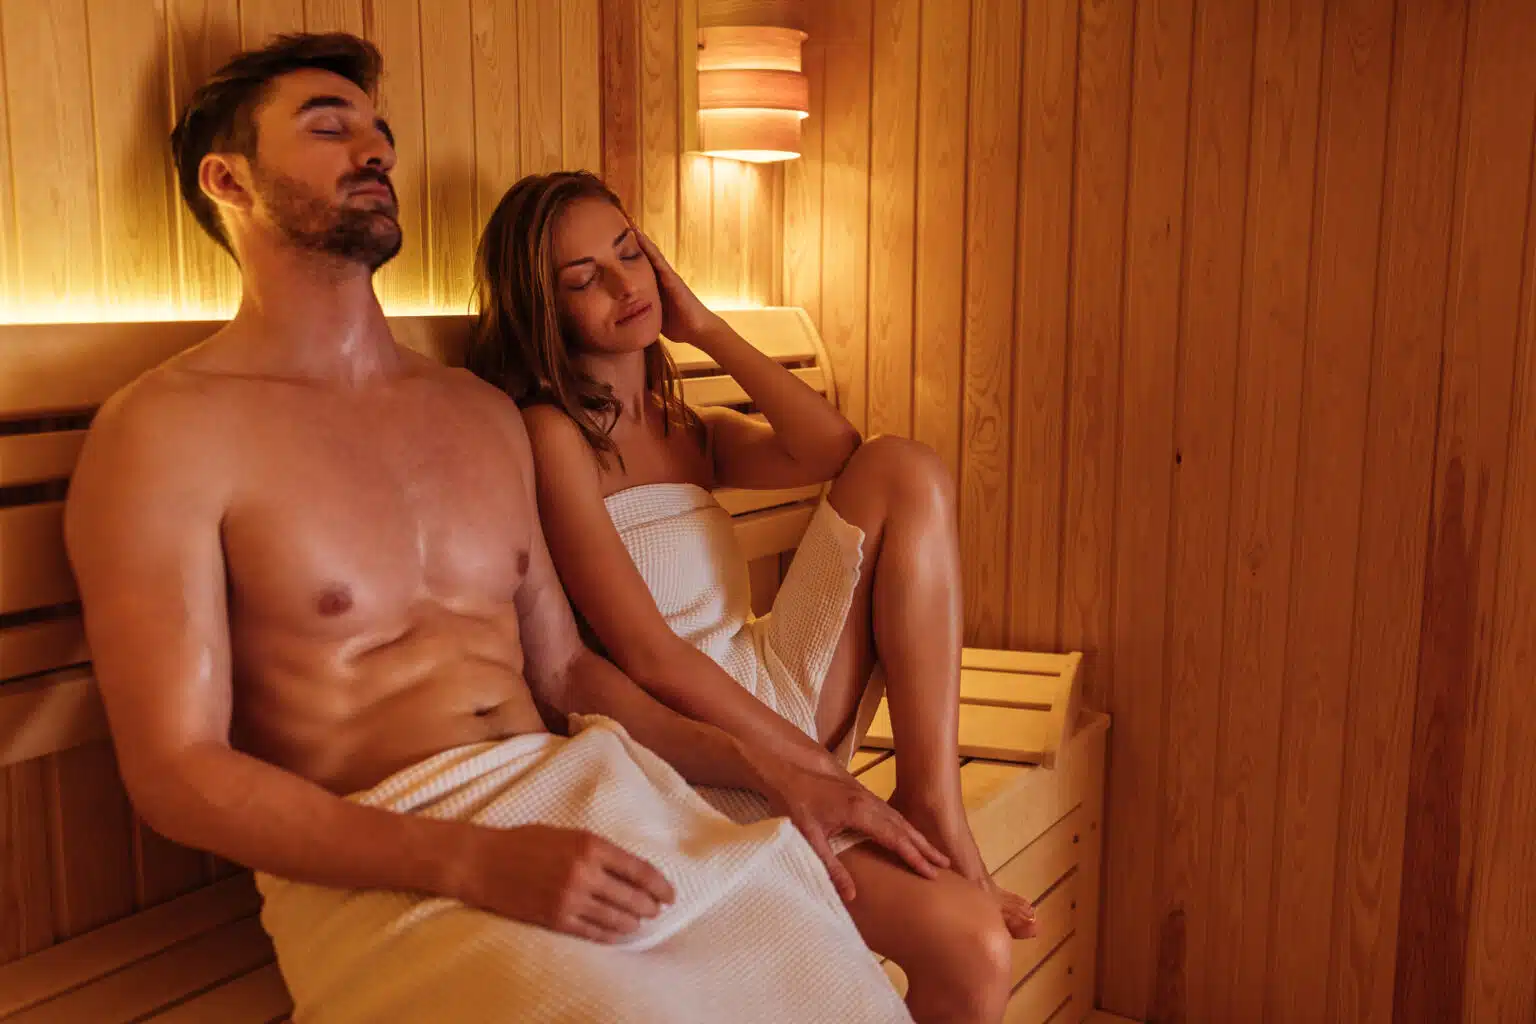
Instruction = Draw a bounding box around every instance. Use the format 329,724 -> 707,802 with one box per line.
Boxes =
683,1 -> 808,163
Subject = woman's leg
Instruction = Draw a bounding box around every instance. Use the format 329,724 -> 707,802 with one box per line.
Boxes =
838,842 -> 1014,1024
813,435 -> 1035,937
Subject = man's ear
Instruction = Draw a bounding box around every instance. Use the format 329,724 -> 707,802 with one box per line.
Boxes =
198,152 -> 252,219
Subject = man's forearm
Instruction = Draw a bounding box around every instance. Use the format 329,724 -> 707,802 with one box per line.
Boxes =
135,742 -> 475,901
556,649 -> 774,791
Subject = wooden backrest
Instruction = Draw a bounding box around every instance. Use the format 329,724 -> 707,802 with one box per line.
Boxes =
0,306 -> 835,770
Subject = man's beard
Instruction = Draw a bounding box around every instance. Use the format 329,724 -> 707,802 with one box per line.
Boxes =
254,167 -> 403,271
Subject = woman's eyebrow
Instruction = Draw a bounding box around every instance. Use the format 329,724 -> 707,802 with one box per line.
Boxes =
559,229 -> 634,271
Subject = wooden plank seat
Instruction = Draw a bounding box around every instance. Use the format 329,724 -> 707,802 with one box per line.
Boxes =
0,309 -> 1112,1024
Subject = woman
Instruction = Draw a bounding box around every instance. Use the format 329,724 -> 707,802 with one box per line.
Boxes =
469,171 -> 1034,1023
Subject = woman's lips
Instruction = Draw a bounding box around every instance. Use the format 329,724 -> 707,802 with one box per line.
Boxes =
616,301 -> 653,326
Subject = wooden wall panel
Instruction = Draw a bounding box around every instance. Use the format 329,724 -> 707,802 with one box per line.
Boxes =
47,744 -> 135,938
469,0 -> 518,227
421,1 -> 477,312
798,1 -> 1536,1020
561,0 -> 604,176
0,761 -> 55,961
365,0 -> 428,309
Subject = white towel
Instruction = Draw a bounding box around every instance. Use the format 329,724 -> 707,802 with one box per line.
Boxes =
255,716 -> 912,1023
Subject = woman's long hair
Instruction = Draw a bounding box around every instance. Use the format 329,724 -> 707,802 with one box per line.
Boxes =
467,170 -> 696,469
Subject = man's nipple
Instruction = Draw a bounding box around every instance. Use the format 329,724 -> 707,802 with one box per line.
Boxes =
316,585 -> 354,617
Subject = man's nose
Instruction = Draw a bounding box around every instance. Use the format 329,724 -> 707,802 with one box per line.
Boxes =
356,131 -> 396,173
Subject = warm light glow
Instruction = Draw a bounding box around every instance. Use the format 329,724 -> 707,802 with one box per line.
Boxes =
700,107 -> 809,120
700,150 -> 802,164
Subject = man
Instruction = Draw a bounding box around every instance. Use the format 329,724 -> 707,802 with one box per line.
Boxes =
64,31 -> 953,1024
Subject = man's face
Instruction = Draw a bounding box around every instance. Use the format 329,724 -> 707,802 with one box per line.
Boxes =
242,69 -> 402,270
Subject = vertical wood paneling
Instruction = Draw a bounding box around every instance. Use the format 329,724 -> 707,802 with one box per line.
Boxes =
1149,0 -> 1256,1019
710,159 -> 748,301
1462,149 -> 1536,1024
676,154 -> 714,300
0,8 -> 15,313
1329,1 -> 1468,1021
0,762 -> 55,961
782,15 -> 824,329
1265,1 -> 1395,1021
47,744 -> 135,938
909,0 -> 967,482
958,0 -> 1022,648
601,0 -> 641,208
1205,2 -> 1325,1018
638,0 -> 679,255
518,0 -> 563,175
421,0 -> 477,312
2,1 -> 103,308
1058,0 -> 1127,720
302,0 -> 363,35
1007,0 -> 1077,650
1393,0 -> 1536,1019
133,818 -> 208,908
240,0 -> 305,45
743,164 -> 775,305
87,0 -> 178,310
817,0 -> 872,433
865,0 -> 918,439
470,0 -> 520,225
167,0 -> 242,315
561,0 -> 603,175
364,0 -> 428,309
1110,0 -> 1192,1014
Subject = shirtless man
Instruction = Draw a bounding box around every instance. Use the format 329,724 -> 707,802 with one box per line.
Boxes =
64,32 -> 949,1020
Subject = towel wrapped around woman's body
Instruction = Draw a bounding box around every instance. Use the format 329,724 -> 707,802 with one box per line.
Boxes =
255,716 -> 912,1023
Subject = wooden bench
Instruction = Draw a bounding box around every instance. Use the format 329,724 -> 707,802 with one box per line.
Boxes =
0,309 -> 1113,1023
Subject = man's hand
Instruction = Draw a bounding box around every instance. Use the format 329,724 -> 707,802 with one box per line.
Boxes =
454,825 -> 677,944
749,754 -> 951,901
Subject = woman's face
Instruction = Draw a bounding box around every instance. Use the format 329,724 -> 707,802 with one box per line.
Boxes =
549,196 -> 662,356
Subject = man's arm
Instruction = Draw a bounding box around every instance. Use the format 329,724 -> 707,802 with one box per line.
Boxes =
64,382 -> 476,900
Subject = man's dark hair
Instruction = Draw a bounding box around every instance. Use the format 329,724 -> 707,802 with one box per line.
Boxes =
169,32 -> 382,256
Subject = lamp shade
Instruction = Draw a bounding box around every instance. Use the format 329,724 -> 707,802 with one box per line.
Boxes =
695,24 -> 809,162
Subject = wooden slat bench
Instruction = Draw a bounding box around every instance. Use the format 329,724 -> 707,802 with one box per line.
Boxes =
0,308 -> 1113,1023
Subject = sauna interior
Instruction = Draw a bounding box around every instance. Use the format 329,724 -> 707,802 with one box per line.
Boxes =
1,0 -> 1534,1022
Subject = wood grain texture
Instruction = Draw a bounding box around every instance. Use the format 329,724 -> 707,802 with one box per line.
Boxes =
133,819 -> 210,910
167,0 -> 243,315
47,743 -> 135,938
1204,2 -> 1325,1018
1328,2 -> 1468,1022
1108,0 -> 1193,1015
470,0 -> 520,226
1144,1 -> 1256,1020
1265,1 -> 1395,1021
1007,0 -> 1077,651
0,761 -> 55,964
865,0 -> 918,439
240,0 -> 305,45
958,0 -> 1022,648
301,0 -> 363,35
363,0 -> 428,309
517,0 -> 563,174
780,8 -> 824,325
638,0 -> 680,256
710,158 -> 748,300
87,0 -> 178,309
909,0 -> 968,483
561,0 -> 603,175
816,0 -> 872,433
1462,130 -> 1536,1024
0,4 -> 16,312
601,0 -> 641,208
421,0 -> 478,312
2,1 -> 103,308
1058,0 -> 1130,723
1393,0 -> 1536,1019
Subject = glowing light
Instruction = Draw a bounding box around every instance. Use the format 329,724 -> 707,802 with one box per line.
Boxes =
0,300 -> 456,327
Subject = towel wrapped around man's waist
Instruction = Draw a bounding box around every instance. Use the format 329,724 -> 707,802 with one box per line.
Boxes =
255,715 -> 912,1023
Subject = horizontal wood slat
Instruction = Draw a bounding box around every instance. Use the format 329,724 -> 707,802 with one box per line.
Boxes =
0,617 -> 87,682
0,504 -> 74,615
962,648 -> 1082,678
0,875 -> 260,1018
1007,870 -> 1079,991
732,503 -> 814,561
0,323 -> 217,419
0,433 -> 86,488
8,916 -> 274,1024
863,701 -> 1056,763
996,806 -> 1087,904
1003,934 -> 1077,1024
0,669 -> 108,767
143,962 -> 291,1024
682,365 -> 824,407
713,483 -> 823,516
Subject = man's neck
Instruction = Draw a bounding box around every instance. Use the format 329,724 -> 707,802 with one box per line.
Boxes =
228,243 -> 401,386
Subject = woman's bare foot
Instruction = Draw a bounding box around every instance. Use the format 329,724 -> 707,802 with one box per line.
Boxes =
891,789 -> 1039,940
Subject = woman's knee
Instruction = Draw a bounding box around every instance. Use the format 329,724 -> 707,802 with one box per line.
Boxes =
903,896 -> 1014,1014
842,434 -> 954,506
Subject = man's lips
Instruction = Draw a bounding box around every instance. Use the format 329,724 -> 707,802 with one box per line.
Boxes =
616,301 -> 653,326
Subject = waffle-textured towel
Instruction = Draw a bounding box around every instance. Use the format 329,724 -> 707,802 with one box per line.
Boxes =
255,716 -> 912,1023
604,483 -> 886,841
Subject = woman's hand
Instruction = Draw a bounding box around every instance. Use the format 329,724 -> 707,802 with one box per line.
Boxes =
632,226 -> 723,345
745,749 -> 951,901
